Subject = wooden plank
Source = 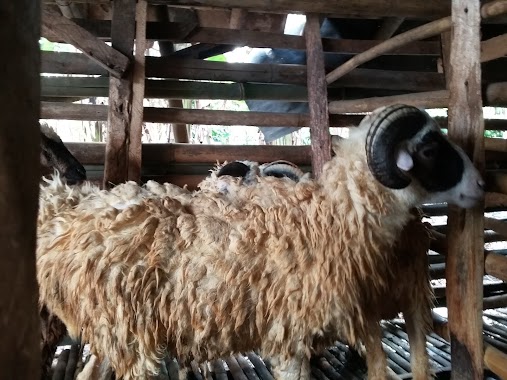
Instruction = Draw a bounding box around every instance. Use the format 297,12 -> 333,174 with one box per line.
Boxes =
481,33 -> 507,63
41,101 -> 363,127
0,1 -> 41,379
104,0 -> 136,188
483,294 -> 507,310
306,14 -> 330,178
484,217 -> 507,237
329,90 -> 449,113
484,344 -> 507,380
41,8 -> 129,78
485,252 -> 507,282
40,102 -> 507,134
128,0 -> 147,182
42,19 -> 442,55
133,0 -> 452,19
326,17 -> 452,85
64,143 -> 312,166
41,53 -> 446,91
329,82 -> 507,113
445,0 -> 485,379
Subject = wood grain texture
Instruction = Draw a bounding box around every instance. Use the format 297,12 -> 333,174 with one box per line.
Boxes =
128,0 -> 147,182
41,8 -> 129,78
444,1 -> 485,379
104,0 -> 135,188
305,14 -> 330,178
0,2 -> 41,379
133,0 -> 452,19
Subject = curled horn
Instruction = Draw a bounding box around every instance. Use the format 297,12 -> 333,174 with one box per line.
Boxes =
261,160 -> 305,182
365,104 -> 429,189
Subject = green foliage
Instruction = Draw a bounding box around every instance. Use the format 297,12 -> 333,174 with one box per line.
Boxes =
210,127 -> 230,143
206,54 -> 227,62
485,130 -> 504,138
39,37 -> 55,52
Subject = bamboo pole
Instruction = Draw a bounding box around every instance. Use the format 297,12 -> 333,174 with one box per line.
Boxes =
328,82 -> 507,113
326,0 -> 507,85
326,17 -> 452,85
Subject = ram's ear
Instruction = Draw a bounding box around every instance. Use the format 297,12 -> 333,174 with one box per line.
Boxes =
330,135 -> 343,156
396,147 -> 414,172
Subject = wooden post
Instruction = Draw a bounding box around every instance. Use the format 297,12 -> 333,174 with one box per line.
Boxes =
445,0 -> 485,379
0,1 -> 41,378
305,14 -> 330,178
103,0 -> 136,188
128,0 -> 147,182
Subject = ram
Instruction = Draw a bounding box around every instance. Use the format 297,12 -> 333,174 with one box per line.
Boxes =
36,105 -> 484,380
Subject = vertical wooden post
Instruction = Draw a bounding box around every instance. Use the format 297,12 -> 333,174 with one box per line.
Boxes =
128,0 -> 147,182
305,14 -> 331,178
157,6 -> 190,143
0,1 -> 41,378
104,0 -> 136,188
445,0 -> 485,379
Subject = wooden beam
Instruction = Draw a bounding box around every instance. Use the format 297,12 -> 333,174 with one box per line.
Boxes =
0,1 -> 41,378
326,17 -> 452,85
483,294 -> 507,310
126,0 -> 453,19
445,0 -> 485,379
484,217 -> 507,237
484,344 -> 507,380
485,252 -> 507,282
328,82 -> 507,113
41,53 -> 446,91
65,142 -> 312,166
128,0 -> 147,182
40,102 -> 507,135
481,33 -> 507,63
306,14 -> 330,178
329,90 -> 449,113
104,0 -> 136,188
41,8 -> 129,78
52,19 -> 441,55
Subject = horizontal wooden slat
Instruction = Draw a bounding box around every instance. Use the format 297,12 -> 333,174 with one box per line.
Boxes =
40,52 -> 447,91
40,101 -> 365,127
66,143 -> 312,166
485,252 -> 507,282
42,0 -> 452,19
46,19 -> 441,55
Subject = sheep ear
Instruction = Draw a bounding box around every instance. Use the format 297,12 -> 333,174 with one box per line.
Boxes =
396,148 -> 414,172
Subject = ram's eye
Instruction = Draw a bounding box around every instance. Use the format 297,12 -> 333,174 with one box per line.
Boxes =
420,146 -> 436,159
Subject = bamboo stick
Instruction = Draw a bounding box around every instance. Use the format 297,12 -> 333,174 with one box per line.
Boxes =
326,0 -> 507,85
326,17 -> 452,85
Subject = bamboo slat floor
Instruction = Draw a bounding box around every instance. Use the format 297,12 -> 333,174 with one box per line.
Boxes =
49,309 -> 507,380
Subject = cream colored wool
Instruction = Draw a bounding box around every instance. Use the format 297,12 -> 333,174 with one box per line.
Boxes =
37,130 -> 433,380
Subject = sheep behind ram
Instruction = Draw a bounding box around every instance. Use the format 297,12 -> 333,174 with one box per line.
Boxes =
37,105 -> 484,380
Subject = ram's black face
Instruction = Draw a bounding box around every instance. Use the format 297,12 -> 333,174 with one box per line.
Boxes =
40,133 -> 87,184
410,131 -> 464,192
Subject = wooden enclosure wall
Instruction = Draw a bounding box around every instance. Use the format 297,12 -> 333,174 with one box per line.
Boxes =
0,1 -> 41,378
